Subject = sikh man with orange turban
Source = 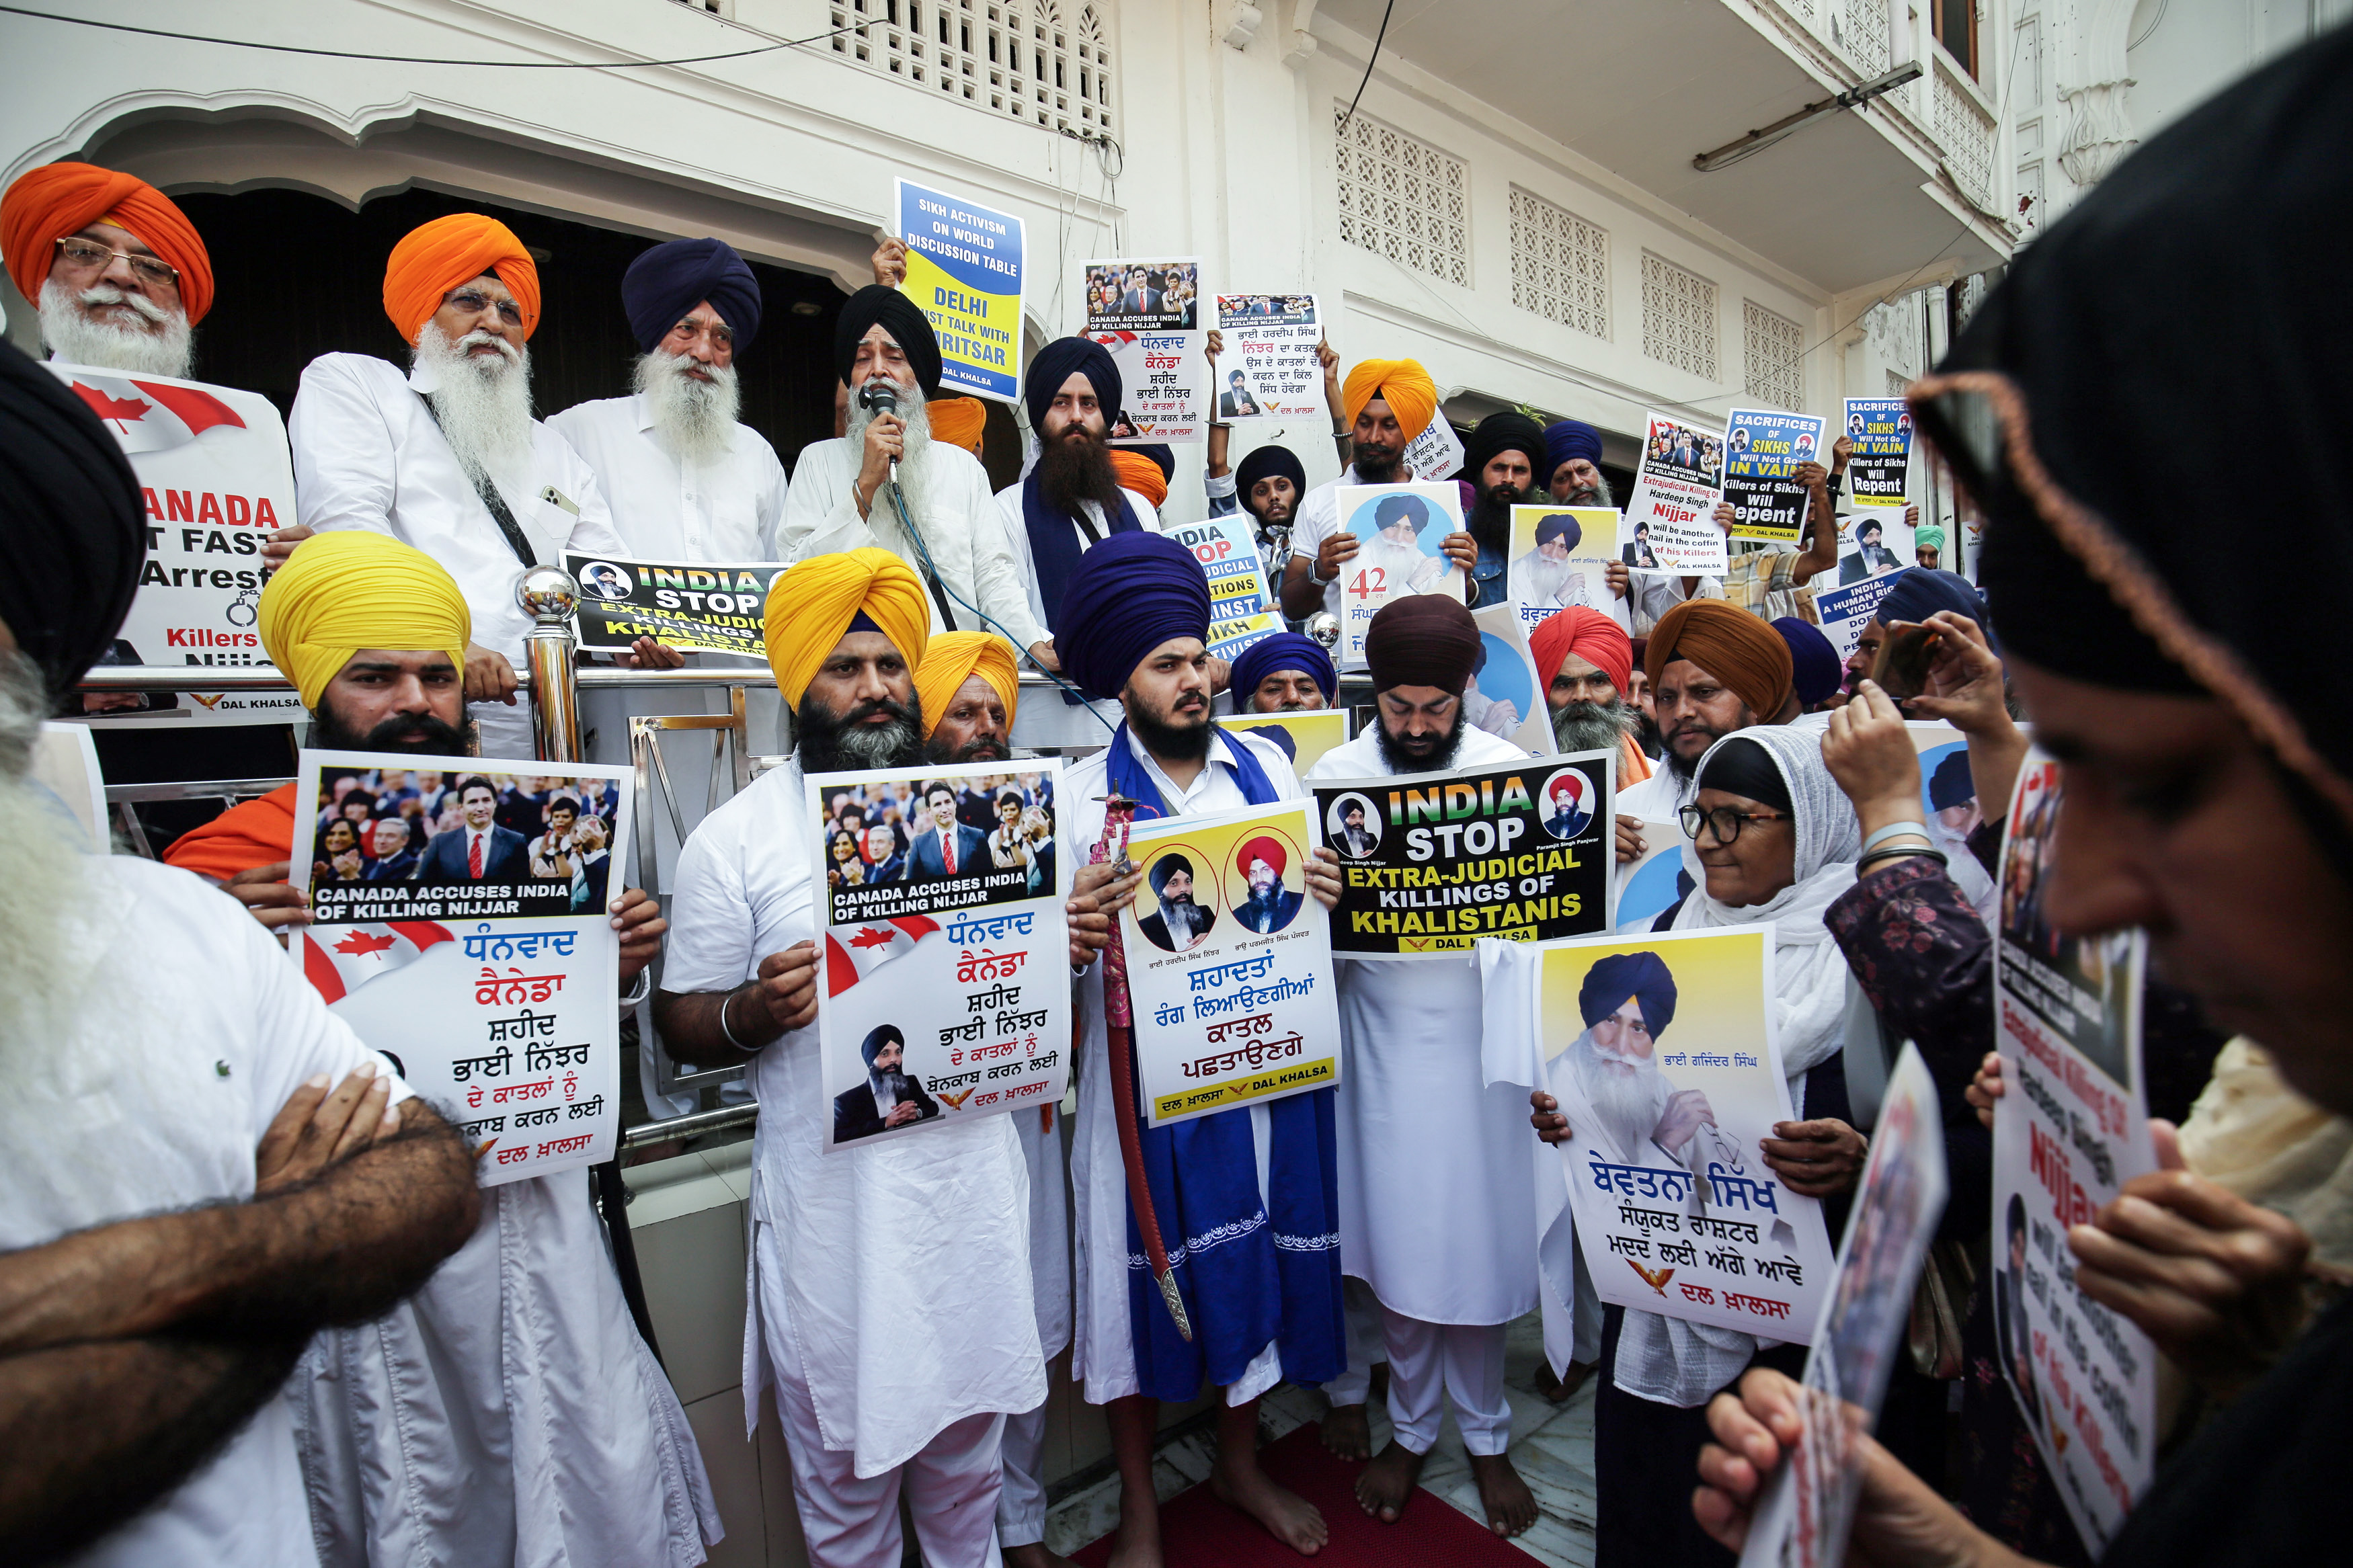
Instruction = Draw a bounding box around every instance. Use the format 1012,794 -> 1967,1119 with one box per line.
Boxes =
159,530 -> 721,1568
1279,354 -> 1479,629
1616,597 -> 1798,875
282,211 -> 627,759
3,160 -> 212,378
654,549 -> 1064,1568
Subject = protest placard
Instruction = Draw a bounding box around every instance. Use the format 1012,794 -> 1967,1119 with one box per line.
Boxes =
1808,509 -> 1913,663
1494,926 -> 1837,1337
1841,398 -> 1915,509
1121,800 -> 1341,1125
808,760 -> 1068,1150
1222,710 -> 1350,776
45,361 -> 306,729
1212,293 -> 1322,417
1330,481 -> 1468,667
1470,602 -> 1558,756
1313,749 -> 1610,958
1615,814 -> 1692,932
895,177 -> 1025,402
1402,414 -> 1466,483
1162,516 -> 1281,659
290,752 -> 631,1186
1739,1046 -> 1950,1568
561,550 -> 784,658
1724,409 -> 1829,543
1085,256 -> 1205,444
1991,753 -> 2155,1554
1506,505 -> 1624,636
1624,411 -> 1728,575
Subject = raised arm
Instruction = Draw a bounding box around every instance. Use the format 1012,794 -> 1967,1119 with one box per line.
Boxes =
1786,461 -> 1841,585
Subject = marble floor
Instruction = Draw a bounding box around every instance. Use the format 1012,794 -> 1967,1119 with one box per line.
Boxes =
1041,1313 -> 1599,1567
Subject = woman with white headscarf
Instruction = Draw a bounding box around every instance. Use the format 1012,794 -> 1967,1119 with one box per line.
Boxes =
1537,720 -> 1871,1568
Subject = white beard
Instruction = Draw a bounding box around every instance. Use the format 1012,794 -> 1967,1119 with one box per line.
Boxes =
634,349 -> 740,464
39,279 -> 194,377
413,323 -> 535,489
0,651 -> 97,1058
1566,1028 -> 1670,1165
844,377 -> 934,523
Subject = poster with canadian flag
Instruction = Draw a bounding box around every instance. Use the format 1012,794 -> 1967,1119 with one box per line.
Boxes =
808,758 -> 1069,1151
44,361 -> 305,728
288,749 -> 635,1186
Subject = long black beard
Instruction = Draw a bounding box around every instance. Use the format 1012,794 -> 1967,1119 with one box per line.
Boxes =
1551,698 -> 1635,757
1353,443 -> 1405,485
1468,489 -> 1520,554
1126,689 -> 1212,765
1375,706 -> 1466,773
310,698 -> 477,756
798,693 -> 926,772
1038,425 -> 1126,516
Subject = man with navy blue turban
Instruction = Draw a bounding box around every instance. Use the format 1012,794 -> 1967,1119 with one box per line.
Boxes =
1512,509 -> 1603,614
1542,418 -> 1610,506
1562,950 -> 1703,1167
550,236 -> 786,567
1057,529 -> 1351,1562
1841,565 -> 1999,697
1230,632 -> 1336,713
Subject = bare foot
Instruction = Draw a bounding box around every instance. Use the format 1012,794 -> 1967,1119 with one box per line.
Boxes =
1105,1485 -> 1162,1568
1006,1543 -> 1080,1568
1533,1359 -> 1596,1404
1470,1451 -> 1538,1537
1320,1401 -> 1371,1461
1211,1445 -> 1328,1555
1353,1439 -> 1426,1524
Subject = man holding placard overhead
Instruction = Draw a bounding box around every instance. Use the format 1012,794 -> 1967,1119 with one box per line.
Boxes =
1055,530 -> 1350,1562
1303,593 -> 1544,1539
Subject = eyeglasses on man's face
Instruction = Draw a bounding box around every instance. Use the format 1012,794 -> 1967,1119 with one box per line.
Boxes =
442,289 -> 525,328
55,237 -> 178,289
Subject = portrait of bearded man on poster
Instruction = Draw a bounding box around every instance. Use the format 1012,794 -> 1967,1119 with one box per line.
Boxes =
1554,951 -> 1742,1182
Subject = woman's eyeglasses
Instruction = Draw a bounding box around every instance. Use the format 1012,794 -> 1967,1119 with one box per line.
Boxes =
1679,804 -> 1790,845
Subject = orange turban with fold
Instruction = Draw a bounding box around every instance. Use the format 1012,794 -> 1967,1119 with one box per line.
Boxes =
1341,358 -> 1438,442
926,396 -> 987,456
1644,600 -> 1792,720
382,213 -> 541,344
914,630 -> 1019,737
1107,450 -> 1170,509
2,162 -> 214,323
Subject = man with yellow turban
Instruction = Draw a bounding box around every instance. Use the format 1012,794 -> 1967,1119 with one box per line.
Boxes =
655,548 -> 1045,1568
159,530 -> 720,1568
1279,355 -> 1477,628
284,210 -> 627,759
3,161 -> 212,378
916,628 -> 1020,765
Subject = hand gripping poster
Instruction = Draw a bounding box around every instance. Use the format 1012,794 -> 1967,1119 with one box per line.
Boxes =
1330,481 -> 1468,667
1211,292 -> 1322,418
1991,752 -> 2156,1553
1723,409 -> 1829,544
1164,516 -> 1282,659
1484,927 -> 1836,1339
1120,800 -> 1343,1126
1507,505 -> 1626,636
809,760 -> 1069,1150
561,550 -> 785,658
1841,398 -> 1915,509
1624,411 -> 1729,575
1739,1046 -> 1950,1568
1313,749 -> 1611,958
894,177 -> 1025,402
1084,256 -> 1205,444
46,361 -> 305,729
289,751 -> 633,1186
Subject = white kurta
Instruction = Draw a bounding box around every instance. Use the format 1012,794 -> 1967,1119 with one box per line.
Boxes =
663,757 -> 1044,1476
289,352 -> 627,759
0,855 -> 408,1568
1064,727 -> 1308,1407
1304,727 -> 1542,1327
291,1175 -> 723,1568
779,438 -> 1045,649
544,393 -> 787,563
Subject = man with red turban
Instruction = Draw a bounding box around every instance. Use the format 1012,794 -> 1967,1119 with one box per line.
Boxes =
1280,355 -> 1478,626
1531,605 -> 1653,789
1300,591 -> 1545,1539
3,161 -> 212,378
284,211 -> 627,759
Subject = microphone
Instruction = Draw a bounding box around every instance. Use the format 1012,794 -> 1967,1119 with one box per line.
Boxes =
858,382 -> 902,494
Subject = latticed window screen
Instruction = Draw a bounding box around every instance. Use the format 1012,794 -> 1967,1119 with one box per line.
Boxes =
1640,252 -> 1718,380
828,0 -> 1115,134
1509,186 -> 1609,339
1888,369 -> 1914,397
1334,109 -> 1471,288
1742,300 -> 1804,411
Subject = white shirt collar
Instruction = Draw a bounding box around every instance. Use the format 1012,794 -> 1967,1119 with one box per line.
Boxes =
1123,725 -> 1242,811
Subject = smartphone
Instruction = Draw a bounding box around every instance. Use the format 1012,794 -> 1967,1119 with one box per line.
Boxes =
1872,623 -> 1941,703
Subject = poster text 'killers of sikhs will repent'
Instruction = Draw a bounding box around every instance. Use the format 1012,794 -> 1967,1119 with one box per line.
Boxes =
809,760 -> 1069,1151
